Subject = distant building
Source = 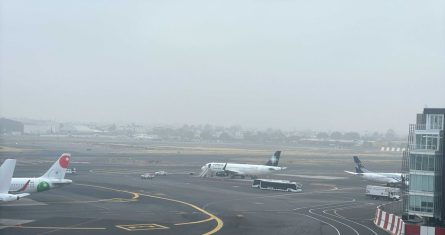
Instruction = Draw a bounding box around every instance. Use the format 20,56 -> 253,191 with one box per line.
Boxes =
405,108 -> 445,225
59,124 -> 102,134
0,118 -> 24,135
23,120 -> 59,134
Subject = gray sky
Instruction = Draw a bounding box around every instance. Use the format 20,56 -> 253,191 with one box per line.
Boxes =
1,0 -> 444,133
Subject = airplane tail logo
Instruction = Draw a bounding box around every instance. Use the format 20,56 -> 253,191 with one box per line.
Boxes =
353,156 -> 368,173
41,153 -> 70,180
266,151 -> 281,166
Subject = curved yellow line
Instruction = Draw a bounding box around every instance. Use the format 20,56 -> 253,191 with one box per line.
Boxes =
174,217 -> 213,226
137,192 -> 223,235
131,192 -> 140,200
77,183 -> 223,235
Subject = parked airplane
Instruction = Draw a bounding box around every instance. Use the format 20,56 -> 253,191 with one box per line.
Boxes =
9,153 -> 73,194
344,156 -> 403,186
0,159 -> 29,202
200,151 -> 286,179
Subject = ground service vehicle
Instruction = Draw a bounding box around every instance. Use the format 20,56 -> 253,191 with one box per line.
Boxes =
155,171 -> 167,176
140,173 -> 155,179
252,179 -> 302,192
366,185 -> 400,200
66,168 -> 77,174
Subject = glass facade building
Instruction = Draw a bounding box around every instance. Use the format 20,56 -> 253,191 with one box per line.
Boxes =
405,108 -> 445,225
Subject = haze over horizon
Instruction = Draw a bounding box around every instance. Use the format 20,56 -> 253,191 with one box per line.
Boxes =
1,0 -> 444,134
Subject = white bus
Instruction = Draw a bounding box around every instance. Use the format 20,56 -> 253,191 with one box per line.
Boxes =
252,179 -> 302,192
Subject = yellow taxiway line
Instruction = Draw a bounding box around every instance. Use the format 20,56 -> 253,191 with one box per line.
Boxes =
115,223 -> 170,231
174,217 -> 213,226
42,192 -> 139,204
10,183 -> 221,234
77,183 -> 223,235
75,183 -> 140,200
138,193 -> 223,235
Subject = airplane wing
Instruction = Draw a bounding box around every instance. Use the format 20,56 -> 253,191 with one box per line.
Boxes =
52,181 -> 72,185
222,163 -> 244,176
344,170 -> 361,175
50,179 -> 73,185
224,169 -> 244,176
15,193 -> 30,198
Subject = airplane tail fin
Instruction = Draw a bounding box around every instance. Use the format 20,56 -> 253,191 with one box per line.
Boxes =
353,156 -> 369,173
41,153 -> 71,180
0,159 -> 16,193
266,151 -> 281,166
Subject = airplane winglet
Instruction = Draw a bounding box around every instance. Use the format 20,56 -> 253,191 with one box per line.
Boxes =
0,159 -> 16,193
344,170 -> 360,175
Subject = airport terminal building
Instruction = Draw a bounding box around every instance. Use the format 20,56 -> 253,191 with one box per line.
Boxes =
405,108 -> 445,225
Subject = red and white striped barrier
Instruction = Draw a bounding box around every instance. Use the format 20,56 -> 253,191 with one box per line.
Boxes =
405,224 -> 445,235
374,207 -> 445,235
374,208 -> 404,235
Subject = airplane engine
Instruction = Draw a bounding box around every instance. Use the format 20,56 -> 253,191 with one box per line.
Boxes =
0,194 -> 20,202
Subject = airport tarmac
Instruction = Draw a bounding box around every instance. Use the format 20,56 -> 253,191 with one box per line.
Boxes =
0,136 -> 403,234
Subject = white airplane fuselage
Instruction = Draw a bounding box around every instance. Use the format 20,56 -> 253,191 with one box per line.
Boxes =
10,177 -> 72,193
359,172 -> 402,184
204,162 -> 285,176
346,156 -> 404,186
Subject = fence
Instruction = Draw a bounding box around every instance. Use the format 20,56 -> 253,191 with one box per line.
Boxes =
374,205 -> 445,235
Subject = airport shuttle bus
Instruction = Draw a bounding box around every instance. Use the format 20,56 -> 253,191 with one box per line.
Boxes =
252,179 -> 302,192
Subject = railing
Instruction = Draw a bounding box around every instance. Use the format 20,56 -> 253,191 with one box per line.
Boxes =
412,124 -> 426,130
410,123 -> 443,131
409,144 -> 437,152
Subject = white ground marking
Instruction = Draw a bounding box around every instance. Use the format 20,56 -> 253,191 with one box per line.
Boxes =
0,219 -> 34,228
296,213 -> 340,235
309,207 -> 359,235
325,208 -> 378,235
0,198 -> 47,206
